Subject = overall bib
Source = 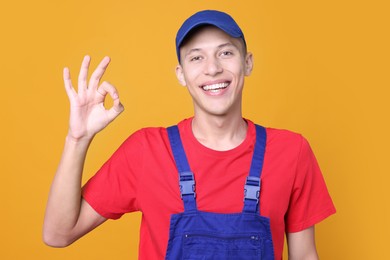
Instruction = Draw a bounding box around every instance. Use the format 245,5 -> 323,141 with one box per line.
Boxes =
165,125 -> 275,260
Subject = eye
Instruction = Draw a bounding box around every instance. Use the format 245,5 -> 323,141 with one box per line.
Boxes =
220,51 -> 234,57
190,56 -> 203,62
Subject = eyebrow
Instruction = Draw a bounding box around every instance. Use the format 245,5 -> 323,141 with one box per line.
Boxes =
184,42 -> 239,58
217,42 -> 239,50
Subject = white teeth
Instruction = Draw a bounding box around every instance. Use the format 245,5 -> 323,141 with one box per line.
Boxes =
202,83 -> 229,91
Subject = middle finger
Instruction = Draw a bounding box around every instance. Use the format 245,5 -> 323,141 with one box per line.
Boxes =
88,56 -> 111,90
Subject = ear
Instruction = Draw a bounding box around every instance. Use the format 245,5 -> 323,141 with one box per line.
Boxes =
244,52 -> 254,76
175,65 -> 187,86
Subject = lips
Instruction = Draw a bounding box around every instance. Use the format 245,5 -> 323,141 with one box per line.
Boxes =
201,82 -> 230,93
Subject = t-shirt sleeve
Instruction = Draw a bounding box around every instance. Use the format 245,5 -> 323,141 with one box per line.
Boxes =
82,130 -> 145,220
285,136 -> 336,233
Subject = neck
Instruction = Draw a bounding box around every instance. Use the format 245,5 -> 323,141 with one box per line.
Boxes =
191,114 -> 248,151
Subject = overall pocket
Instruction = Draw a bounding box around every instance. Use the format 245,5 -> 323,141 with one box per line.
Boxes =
182,232 -> 263,260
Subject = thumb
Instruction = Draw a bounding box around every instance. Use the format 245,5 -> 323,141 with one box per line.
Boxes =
107,98 -> 124,121
97,81 -> 125,122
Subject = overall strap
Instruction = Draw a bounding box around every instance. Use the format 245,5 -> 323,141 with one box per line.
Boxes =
243,124 -> 267,214
167,125 -> 197,212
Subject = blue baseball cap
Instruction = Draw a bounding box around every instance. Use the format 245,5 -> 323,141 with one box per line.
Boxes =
175,10 -> 246,62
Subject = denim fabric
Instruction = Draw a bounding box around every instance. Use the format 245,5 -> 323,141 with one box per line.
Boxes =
166,125 -> 274,260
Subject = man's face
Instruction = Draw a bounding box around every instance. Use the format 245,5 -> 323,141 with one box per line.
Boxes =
176,26 -> 253,118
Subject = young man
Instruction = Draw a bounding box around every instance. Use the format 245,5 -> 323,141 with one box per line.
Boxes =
43,10 -> 335,259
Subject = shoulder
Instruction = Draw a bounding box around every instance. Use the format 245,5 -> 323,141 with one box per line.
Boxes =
126,118 -> 191,140
257,125 -> 315,164
263,127 -> 321,174
120,118 -> 191,151
247,119 -> 303,143
120,126 -> 169,150
265,127 -> 306,151
266,127 -> 303,141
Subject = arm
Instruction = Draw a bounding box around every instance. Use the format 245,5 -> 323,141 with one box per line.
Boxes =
287,226 -> 319,260
43,56 -> 124,247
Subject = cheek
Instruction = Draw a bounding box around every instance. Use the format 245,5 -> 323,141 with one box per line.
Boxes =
183,66 -> 202,85
222,57 -> 245,73
226,63 -> 246,79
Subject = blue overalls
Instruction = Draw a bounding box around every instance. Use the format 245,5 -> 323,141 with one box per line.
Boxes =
165,125 -> 275,259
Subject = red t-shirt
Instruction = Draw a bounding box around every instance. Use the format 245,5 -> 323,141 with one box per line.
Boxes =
83,118 -> 336,260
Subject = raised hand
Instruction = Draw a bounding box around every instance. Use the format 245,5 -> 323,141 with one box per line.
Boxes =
63,56 -> 124,141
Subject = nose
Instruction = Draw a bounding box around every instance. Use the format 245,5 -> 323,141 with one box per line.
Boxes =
203,57 -> 223,76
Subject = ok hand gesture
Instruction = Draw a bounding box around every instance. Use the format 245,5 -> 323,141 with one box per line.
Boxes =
63,56 -> 124,142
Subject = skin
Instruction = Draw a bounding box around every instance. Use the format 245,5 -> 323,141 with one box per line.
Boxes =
43,56 -> 119,247
43,26 -> 319,259
177,26 -> 319,259
176,26 -> 253,150
287,226 -> 319,260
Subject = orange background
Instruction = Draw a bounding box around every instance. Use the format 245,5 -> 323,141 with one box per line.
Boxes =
1,0 -> 389,259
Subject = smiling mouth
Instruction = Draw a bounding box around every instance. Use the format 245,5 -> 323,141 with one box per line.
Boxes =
201,82 -> 230,92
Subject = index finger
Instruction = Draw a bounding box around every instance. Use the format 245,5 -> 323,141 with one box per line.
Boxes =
63,67 -> 77,101
88,56 -> 111,90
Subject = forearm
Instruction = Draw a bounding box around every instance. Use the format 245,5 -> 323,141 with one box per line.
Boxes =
43,55 -> 122,247
288,252 -> 319,260
43,136 -> 92,246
